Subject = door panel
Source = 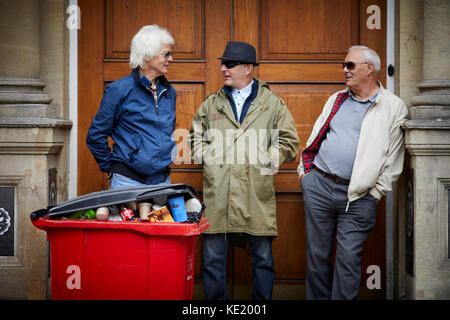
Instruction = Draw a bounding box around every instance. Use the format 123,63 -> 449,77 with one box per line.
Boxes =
105,0 -> 204,60
261,0 -> 359,59
272,83 -> 346,164
79,0 -> 387,299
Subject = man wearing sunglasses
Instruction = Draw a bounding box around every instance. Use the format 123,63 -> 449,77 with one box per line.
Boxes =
297,46 -> 408,300
190,41 -> 299,300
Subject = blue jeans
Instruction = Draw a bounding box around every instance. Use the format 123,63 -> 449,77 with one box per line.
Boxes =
202,233 -> 275,300
110,172 -> 171,189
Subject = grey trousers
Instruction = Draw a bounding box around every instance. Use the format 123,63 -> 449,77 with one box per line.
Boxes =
301,168 -> 378,300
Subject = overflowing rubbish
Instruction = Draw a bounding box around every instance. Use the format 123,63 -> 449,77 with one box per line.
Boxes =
64,196 -> 204,223
30,184 -> 205,224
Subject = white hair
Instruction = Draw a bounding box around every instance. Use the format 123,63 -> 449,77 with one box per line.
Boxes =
129,25 -> 175,69
348,45 -> 381,75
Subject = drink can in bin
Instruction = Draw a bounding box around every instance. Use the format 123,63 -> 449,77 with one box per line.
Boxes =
167,196 -> 188,222
120,208 -> 135,221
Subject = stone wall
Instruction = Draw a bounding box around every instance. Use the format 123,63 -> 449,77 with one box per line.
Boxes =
0,0 -> 71,299
397,0 -> 450,299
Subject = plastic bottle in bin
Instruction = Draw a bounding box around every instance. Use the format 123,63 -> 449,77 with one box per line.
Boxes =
85,209 -> 96,219
65,209 -> 96,219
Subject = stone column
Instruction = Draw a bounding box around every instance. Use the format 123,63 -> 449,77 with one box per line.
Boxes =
0,0 -> 40,78
404,0 -> 450,299
409,0 -> 450,120
0,0 -> 55,118
0,0 -> 71,299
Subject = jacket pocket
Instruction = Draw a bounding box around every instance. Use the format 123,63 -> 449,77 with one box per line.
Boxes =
128,134 -> 143,163
202,164 -> 216,188
248,164 -> 274,202
257,147 -> 272,168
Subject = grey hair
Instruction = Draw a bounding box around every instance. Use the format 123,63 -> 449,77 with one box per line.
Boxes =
348,45 -> 381,75
129,25 -> 175,69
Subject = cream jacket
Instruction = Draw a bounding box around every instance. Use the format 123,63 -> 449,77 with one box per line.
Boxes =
297,82 -> 408,203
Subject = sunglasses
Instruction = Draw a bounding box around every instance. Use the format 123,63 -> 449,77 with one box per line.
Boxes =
160,51 -> 172,58
221,60 -> 242,69
342,61 -> 368,70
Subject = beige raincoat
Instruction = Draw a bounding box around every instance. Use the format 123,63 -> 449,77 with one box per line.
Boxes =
190,79 -> 299,236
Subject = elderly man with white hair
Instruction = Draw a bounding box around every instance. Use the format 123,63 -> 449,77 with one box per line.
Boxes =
297,45 -> 408,299
87,25 -> 176,188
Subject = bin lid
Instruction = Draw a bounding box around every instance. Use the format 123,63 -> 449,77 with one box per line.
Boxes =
30,184 -> 196,220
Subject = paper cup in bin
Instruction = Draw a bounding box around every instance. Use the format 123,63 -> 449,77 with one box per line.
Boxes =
167,196 -> 188,222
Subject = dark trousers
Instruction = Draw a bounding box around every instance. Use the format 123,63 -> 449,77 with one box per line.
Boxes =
202,233 -> 275,300
301,168 -> 378,300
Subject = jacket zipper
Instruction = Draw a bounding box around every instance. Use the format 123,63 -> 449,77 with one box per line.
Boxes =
154,88 -> 167,116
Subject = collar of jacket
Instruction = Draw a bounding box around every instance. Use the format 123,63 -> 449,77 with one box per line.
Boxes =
222,78 -> 259,123
222,78 -> 259,98
343,80 -> 384,107
217,78 -> 271,112
132,68 -> 172,96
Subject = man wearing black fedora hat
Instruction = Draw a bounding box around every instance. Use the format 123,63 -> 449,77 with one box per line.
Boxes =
190,41 -> 299,300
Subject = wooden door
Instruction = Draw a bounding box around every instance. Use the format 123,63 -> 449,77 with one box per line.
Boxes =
78,0 -> 387,299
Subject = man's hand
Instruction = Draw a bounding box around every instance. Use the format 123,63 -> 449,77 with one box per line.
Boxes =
300,174 -> 306,182
107,171 -> 113,184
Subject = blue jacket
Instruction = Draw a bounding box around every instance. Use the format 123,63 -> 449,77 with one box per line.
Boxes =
86,68 -> 176,184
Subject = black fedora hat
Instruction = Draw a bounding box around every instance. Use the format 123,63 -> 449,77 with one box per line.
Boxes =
218,41 -> 259,66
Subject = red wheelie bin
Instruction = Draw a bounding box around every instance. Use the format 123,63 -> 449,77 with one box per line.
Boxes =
30,184 -> 208,300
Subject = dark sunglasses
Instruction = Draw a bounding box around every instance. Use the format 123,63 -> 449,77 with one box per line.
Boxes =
221,60 -> 242,69
342,61 -> 368,70
160,51 -> 172,58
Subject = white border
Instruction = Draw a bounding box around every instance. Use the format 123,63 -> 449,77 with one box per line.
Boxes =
385,0 -> 396,300
386,0 -> 395,93
68,0 -> 78,198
